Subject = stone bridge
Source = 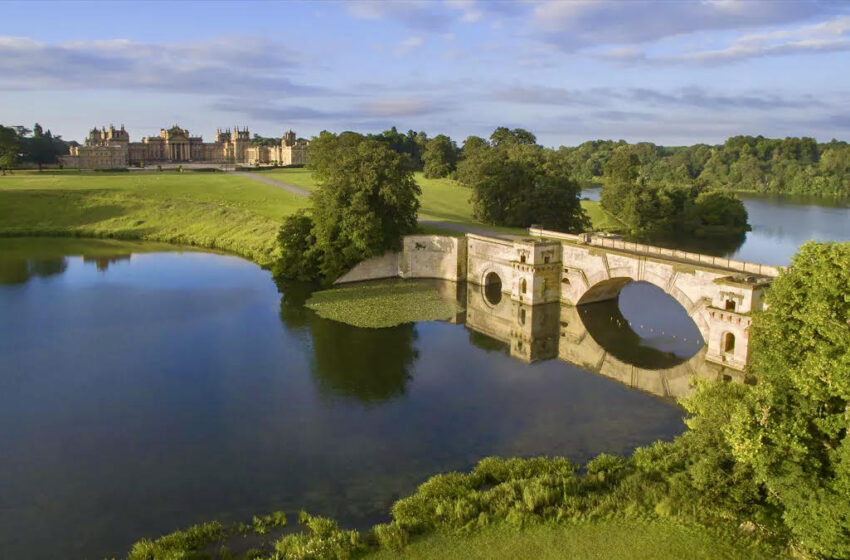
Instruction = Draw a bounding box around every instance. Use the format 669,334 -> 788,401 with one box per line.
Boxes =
338,229 -> 781,372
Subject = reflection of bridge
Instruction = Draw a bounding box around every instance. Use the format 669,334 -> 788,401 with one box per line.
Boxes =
338,229 -> 781,373
463,285 -> 742,399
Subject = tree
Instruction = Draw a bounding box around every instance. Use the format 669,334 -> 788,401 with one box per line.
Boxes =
275,131 -> 421,284
0,125 -> 20,174
457,129 -> 588,232
489,127 -> 537,146
27,123 -> 61,171
724,242 -> 850,558
422,134 -> 458,178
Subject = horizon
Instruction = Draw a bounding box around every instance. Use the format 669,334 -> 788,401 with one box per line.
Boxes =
2,0 -> 849,146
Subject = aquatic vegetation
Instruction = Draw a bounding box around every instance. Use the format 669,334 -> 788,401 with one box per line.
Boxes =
305,280 -> 462,328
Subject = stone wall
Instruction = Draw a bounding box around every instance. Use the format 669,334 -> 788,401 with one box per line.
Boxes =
334,235 -> 467,285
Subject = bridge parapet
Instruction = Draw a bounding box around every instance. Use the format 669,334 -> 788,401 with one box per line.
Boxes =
529,227 -> 783,278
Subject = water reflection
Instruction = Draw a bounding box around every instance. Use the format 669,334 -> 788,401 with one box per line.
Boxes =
0,257 -> 67,285
463,281 -> 740,399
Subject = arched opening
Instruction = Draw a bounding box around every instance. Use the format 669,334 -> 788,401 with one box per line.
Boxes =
519,307 -> 526,325
724,332 -> 736,353
725,299 -> 737,311
483,272 -> 502,305
578,280 -> 705,369
520,278 -> 527,294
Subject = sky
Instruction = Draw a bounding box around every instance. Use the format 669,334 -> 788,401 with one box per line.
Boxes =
1,0 -> 849,146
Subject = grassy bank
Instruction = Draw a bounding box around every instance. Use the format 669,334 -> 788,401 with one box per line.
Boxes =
0,170 -> 310,266
366,520 -> 776,560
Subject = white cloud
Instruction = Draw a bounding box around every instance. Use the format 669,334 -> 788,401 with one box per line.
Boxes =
360,97 -> 440,117
394,36 -> 425,57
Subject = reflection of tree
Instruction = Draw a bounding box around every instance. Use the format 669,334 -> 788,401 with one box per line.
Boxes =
0,258 -> 68,285
276,281 -> 418,404
308,318 -> 417,403
579,299 -> 687,370
276,280 -> 317,331
82,254 -> 130,272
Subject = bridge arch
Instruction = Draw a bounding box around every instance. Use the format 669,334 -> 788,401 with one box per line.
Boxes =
482,270 -> 503,306
577,277 -> 710,349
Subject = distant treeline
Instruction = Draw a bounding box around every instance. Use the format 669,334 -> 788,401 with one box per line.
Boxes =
0,123 -> 74,171
558,136 -> 850,197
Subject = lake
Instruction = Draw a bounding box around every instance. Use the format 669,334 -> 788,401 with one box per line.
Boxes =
582,187 -> 850,265
2,192 -> 849,559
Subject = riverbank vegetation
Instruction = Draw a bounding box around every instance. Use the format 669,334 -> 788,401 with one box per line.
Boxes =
305,280 -> 462,328
125,241 -> 849,560
601,149 -> 750,241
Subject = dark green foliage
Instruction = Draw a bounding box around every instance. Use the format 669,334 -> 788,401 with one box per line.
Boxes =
724,242 -> 850,558
561,135 -> 850,196
273,211 -> 320,282
599,146 -> 750,240
457,129 -> 589,232
422,134 -> 458,178
274,131 -> 420,284
489,127 -> 537,146
367,127 -> 428,171
0,125 -> 20,172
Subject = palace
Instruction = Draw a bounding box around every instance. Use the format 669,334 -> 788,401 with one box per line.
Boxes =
64,124 -> 308,169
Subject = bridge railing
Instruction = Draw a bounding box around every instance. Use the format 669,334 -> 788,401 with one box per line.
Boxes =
528,227 -> 782,278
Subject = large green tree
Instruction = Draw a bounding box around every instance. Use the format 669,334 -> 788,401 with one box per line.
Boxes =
723,242 -> 850,558
422,134 -> 458,178
276,131 -> 421,283
0,125 -> 20,174
457,130 -> 588,232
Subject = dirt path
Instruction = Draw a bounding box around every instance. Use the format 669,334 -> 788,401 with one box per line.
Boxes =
230,171 -> 312,197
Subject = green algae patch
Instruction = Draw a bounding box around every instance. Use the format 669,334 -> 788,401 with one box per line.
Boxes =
305,279 -> 463,328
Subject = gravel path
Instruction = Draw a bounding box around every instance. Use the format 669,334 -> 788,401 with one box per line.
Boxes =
230,171 -> 312,197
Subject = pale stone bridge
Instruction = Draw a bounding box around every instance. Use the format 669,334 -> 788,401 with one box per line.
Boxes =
338,228 -> 781,373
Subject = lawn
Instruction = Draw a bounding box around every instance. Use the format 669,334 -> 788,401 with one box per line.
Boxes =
0,168 -> 609,267
0,170 -> 310,265
366,520 -> 784,560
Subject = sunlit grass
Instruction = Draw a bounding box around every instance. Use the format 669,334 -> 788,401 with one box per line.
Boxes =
365,520 -> 784,560
0,170 -> 310,265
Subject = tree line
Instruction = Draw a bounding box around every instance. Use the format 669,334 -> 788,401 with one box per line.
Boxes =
559,135 -> 850,197
0,123 -> 73,172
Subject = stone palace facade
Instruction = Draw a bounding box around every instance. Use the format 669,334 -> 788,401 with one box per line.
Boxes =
64,124 -> 308,169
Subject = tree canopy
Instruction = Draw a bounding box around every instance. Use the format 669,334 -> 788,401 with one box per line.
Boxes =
274,131 -> 421,284
724,241 -> 850,558
457,129 -> 588,232
560,135 -> 850,197
422,134 -> 459,179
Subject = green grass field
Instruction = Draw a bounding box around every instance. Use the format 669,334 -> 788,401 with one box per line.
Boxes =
0,170 -> 310,266
366,521 -> 783,560
0,168 -> 612,267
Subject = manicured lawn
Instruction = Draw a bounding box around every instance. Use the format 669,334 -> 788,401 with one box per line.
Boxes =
366,520 -> 784,560
582,199 -> 625,233
0,170 -> 310,265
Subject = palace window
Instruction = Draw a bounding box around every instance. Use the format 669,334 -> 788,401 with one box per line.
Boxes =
724,332 -> 736,353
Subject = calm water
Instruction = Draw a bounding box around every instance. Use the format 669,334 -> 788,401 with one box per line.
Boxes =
2,190 -> 848,559
582,188 -> 850,265
0,241 -> 688,560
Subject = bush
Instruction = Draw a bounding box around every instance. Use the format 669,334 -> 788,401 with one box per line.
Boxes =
273,511 -> 364,560
373,523 -> 409,551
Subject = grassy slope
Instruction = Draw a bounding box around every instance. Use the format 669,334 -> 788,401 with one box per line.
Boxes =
0,170 -> 310,266
366,521 -> 782,560
581,199 -> 625,233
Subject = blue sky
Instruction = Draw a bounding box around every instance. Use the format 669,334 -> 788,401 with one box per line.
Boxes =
1,0 -> 848,146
